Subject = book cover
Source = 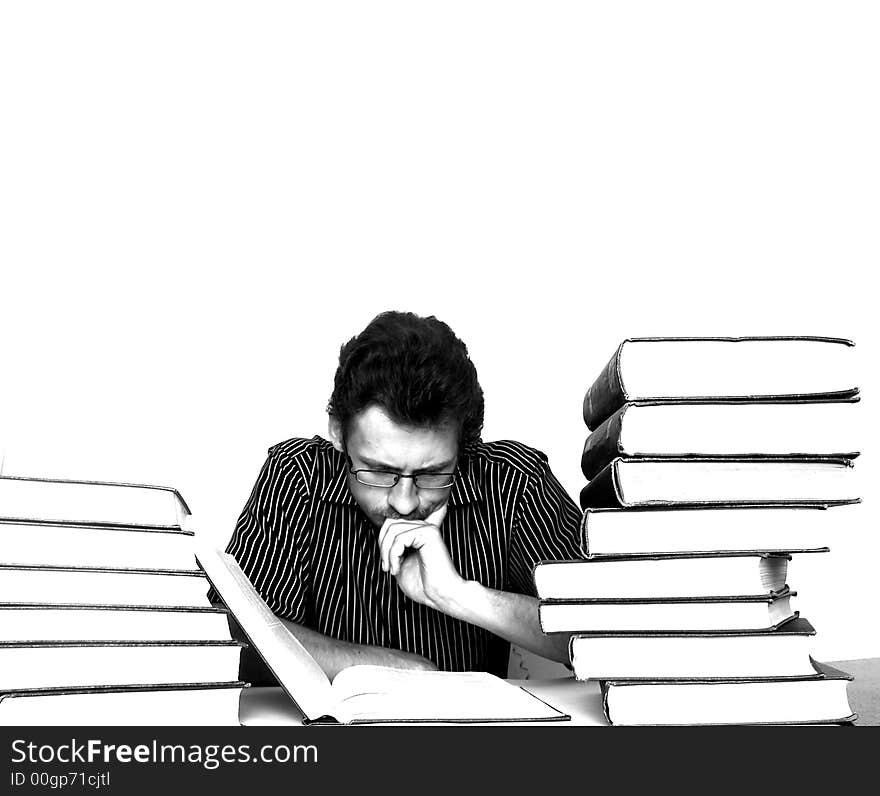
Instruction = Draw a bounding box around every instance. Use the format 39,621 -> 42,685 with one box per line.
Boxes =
0,564 -> 214,607
0,475 -> 191,529
580,399 -> 860,480
0,518 -> 199,570
0,603 -> 233,642
582,337 -> 858,430
579,503 -> 846,557
533,552 -> 790,600
579,456 -> 860,509
599,660 -> 856,725
0,640 -> 246,691
0,682 -> 248,726
569,616 -> 818,680
539,589 -> 797,633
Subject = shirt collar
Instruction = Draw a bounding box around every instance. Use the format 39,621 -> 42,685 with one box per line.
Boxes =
319,447 -> 357,506
447,452 -> 483,507
318,447 -> 483,507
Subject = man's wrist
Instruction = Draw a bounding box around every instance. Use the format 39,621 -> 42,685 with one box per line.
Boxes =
435,577 -> 485,623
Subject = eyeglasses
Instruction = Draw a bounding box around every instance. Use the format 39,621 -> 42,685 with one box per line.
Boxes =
345,453 -> 456,490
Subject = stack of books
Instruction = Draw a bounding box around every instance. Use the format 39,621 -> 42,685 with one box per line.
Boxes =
0,475 -> 246,725
536,336 -> 861,725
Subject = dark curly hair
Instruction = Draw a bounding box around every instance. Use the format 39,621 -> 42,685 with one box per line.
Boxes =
328,311 -> 484,447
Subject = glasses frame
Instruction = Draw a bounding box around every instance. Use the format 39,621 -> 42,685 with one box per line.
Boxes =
343,450 -> 457,490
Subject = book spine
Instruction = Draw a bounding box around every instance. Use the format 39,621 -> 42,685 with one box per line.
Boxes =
599,681 -> 614,725
579,462 -> 624,509
583,344 -> 626,430
581,407 -> 626,480
0,682 -> 248,698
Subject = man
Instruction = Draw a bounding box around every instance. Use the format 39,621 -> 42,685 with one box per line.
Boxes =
223,311 -> 584,678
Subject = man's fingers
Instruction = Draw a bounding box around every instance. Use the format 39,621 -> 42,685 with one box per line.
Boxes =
381,521 -> 442,574
379,503 -> 447,572
378,518 -> 395,551
385,527 -> 432,576
378,505 -> 448,572
388,528 -> 423,577
380,504 -> 448,546
379,521 -> 422,572
378,518 -> 419,555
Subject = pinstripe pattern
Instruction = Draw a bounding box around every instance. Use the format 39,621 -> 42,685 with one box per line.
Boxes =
220,436 -> 585,676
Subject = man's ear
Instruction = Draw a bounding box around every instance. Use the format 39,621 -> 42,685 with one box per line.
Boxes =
328,416 -> 344,452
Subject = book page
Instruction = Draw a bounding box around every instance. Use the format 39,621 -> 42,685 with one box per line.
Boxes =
195,548 -> 335,722
330,665 -> 567,724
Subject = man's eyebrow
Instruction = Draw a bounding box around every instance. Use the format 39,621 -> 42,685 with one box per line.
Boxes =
358,456 -> 456,473
416,458 -> 457,473
358,455 -> 397,470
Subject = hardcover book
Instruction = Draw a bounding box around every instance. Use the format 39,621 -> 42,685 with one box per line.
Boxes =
568,616 -> 817,680
599,661 -> 856,725
539,589 -> 797,633
579,456 -> 859,510
0,475 -> 191,529
0,565 -> 214,607
579,504 -> 847,557
533,553 -> 789,600
0,519 -> 198,571
0,682 -> 247,726
0,603 -> 233,642
582,337 -> 858,430
0,641 -> 245,690
580,400 -> 860,480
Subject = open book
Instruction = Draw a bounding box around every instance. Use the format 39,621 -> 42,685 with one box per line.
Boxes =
196,549 -> 568,725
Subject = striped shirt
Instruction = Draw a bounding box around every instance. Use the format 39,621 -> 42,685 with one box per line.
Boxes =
222,436 -> 585,677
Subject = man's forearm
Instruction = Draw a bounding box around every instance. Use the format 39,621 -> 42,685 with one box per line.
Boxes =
438,582 -> 573,664
279,618 -> 437,679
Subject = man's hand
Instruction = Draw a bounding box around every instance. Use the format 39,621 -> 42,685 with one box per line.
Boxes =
378,504 -> 466,611
377,506 -> 574,667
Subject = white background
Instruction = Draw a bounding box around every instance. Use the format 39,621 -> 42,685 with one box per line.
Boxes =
1,2 -> 877,660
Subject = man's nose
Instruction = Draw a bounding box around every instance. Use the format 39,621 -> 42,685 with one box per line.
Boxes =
388,477 -> 419,517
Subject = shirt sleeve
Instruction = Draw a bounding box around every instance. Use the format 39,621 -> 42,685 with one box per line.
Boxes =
506,456 -> 586,597
209,449 -> 313,624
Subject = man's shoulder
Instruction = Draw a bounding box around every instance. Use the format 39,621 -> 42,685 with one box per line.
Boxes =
264,436 -> 337,481
267,435 -> 335,462
464,439 -> 550,479
259,436 -> 340,500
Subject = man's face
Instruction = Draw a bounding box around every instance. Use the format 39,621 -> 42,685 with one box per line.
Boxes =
330,405 -> 459,528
